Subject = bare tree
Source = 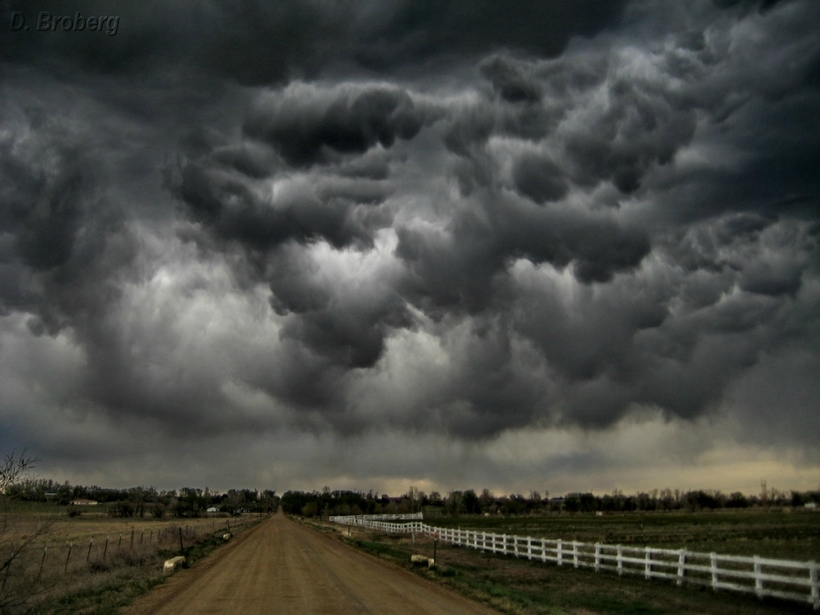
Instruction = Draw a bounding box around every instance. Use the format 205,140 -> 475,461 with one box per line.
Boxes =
1,449 -> 55,614
0,449 -> 36,494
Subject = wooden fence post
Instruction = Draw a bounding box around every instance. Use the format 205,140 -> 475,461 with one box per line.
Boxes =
103,537 -> 109,561
131,529 -> 135,549
2,557 -> 11,591
65,544 -> 73,575
677,550 -> 686,586
37,547 -> 47,580
86,539 -> 93,562
710,552 -> 718,590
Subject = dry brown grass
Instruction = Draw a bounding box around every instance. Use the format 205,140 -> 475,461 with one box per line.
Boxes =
0,505 -> 261,614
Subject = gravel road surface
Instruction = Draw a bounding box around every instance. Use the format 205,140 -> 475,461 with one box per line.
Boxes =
125,513 -> 498,614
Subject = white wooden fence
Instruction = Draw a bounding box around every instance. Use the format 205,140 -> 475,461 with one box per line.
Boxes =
329,513 -> 423,523
331,516 -> 820,610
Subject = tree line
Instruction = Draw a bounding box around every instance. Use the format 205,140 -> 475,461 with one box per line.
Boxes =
4,478 -> 279,517
281,485 -> 820,518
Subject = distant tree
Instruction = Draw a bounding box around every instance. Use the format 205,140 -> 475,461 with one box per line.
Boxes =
463,489 -> 480,515
478,488 -> 495,514
728,492 -> 749,508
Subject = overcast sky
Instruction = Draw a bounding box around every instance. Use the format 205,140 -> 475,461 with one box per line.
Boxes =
1,0 -> 818,497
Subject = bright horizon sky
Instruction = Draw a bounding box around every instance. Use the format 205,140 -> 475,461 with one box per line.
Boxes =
1,0 -> 819,496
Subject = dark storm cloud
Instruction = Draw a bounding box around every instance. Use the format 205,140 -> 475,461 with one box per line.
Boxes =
243,85 -> 432,167
512,153 -> 568,204
169,83 -> 419,373
152,0 -> 820,438
351,0 -> 628,69
2,0 -> 627,85
0,113 -> 129,333
1,0 -> 819,481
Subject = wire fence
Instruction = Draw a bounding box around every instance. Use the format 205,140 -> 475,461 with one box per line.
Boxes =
331,515 -> 820,611
0,514 -> 260,613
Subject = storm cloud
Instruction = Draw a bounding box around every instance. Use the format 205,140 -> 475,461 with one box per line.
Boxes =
1,0 -> 818,493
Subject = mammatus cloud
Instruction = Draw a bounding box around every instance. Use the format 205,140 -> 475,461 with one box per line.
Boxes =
0,0 -> 818,492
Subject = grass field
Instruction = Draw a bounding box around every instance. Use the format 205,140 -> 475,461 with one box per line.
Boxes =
314,509 -> 820,615
430,508 -> 820,561
0,503 -> 263,614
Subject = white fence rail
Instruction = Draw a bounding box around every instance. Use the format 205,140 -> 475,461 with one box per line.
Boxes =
331,516 -> 820,610
329,513 -> 423,523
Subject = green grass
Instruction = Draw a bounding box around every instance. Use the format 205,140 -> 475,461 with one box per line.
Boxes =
430,509 -> 820,561
332,512 -> 819,615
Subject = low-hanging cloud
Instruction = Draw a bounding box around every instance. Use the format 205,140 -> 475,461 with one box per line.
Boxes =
1,0 -> 819,492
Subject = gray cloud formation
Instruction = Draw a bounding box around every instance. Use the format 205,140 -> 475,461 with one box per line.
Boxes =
1,0 -> 818,488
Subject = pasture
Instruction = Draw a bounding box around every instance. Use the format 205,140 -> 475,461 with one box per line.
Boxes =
0,502 -> 261,614
431,508 -> 820,561
329,509 -> 820,614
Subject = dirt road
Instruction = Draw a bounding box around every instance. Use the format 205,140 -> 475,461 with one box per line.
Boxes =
125,513 -> 498,614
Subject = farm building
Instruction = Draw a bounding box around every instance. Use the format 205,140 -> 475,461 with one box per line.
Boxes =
71,498 -> 98,506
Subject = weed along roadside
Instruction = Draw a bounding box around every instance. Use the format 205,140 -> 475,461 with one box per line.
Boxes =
0,509 -> 265,615
317,513 -> 819,615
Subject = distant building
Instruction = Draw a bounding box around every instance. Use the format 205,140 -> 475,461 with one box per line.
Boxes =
71,498 -> 98,506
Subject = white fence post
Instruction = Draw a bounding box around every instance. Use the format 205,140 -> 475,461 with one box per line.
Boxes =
809,561 -> 818,610
595,543 -> 601,572
711,552 -> 719,590
557,539 -> 563,566
527,536 -> 532,561
754,555 -> 763,598
677,550 -> 687,586
573,541 -> 579,568
645,546 -> 652,580
617,545 -> 623,576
